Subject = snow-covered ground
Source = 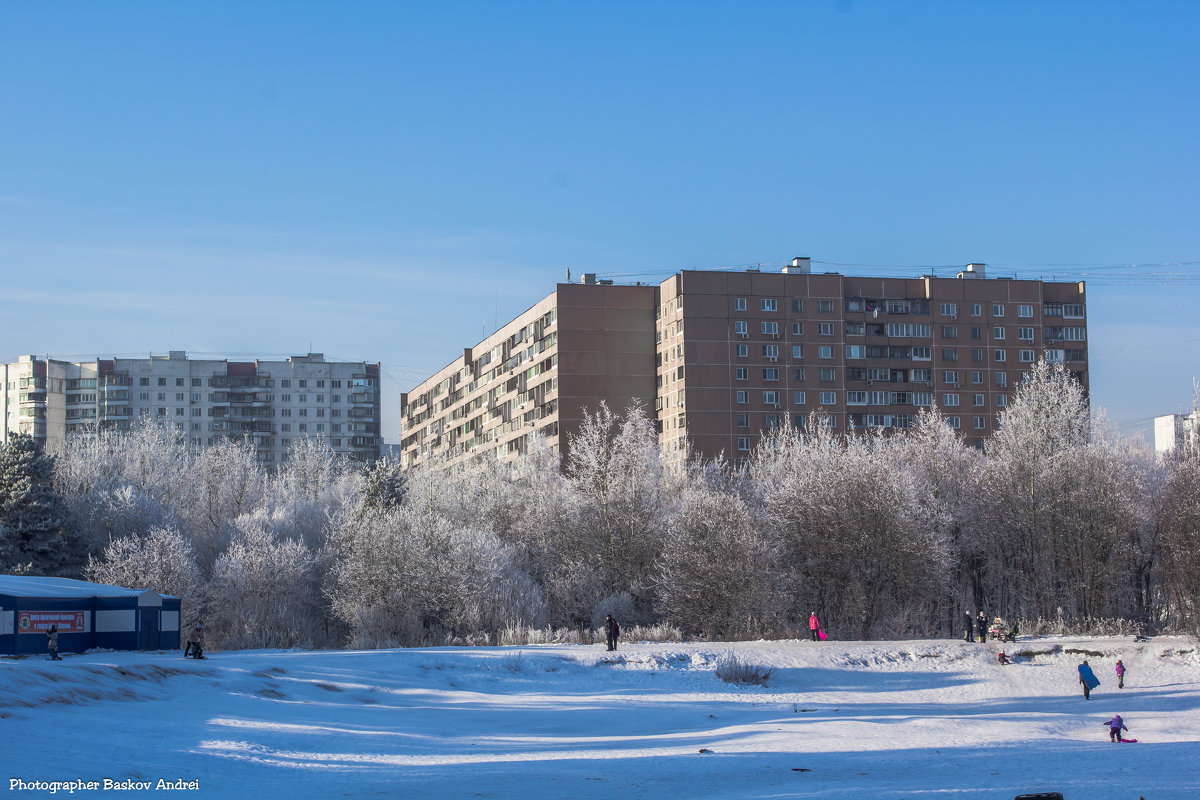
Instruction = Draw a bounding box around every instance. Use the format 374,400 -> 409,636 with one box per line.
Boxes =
3,637 -> 1198,799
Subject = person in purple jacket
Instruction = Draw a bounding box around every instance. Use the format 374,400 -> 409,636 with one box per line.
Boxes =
1115,659 -> 1126,689
1102,714 -> 1128,742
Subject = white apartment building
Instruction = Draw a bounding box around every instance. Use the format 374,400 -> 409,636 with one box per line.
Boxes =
2,352 -> 381,463
1154,411 -> 1200,456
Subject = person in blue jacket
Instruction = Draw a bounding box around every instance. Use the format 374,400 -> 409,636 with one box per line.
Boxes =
1078,659 -> 1100,700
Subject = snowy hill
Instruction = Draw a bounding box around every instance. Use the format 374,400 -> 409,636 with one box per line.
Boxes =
3,637 -> 1198,799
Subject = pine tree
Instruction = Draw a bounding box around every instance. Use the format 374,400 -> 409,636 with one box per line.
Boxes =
0,433 -> 69,573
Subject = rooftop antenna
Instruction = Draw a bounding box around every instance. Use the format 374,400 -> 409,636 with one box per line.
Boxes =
566,267 -> 572,283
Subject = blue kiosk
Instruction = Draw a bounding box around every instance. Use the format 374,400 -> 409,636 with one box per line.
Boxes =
0,576 -> 181,656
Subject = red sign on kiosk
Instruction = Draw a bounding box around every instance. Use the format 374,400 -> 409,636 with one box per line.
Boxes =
18,611 -> 85,633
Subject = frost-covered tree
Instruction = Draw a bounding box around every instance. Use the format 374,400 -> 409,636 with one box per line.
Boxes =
0,433 -> 72,573
207,518 -> 327,650
361,456 -> 406,511
329,506 -> 547,647
85,525 -> 206,629
177,438 -> 265,575
656,463 -> 781,638
564,403 -> 665,623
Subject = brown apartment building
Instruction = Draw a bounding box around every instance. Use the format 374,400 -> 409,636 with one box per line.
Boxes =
399,281 -> 658,467
401,261 -> 1088,468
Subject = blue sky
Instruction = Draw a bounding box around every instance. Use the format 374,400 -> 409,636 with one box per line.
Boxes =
2,0 -> 1197,443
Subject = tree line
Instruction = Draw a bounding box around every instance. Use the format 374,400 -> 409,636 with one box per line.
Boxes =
1,362 -> 1197,649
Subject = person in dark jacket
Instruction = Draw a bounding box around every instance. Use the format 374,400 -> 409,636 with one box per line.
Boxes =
963,612 -> 974,642
604,615 -> 620,651
976,611 -> 988,643
1078,659 -> 1100,700
46,625 -> 61,661
184,621 -> 205,659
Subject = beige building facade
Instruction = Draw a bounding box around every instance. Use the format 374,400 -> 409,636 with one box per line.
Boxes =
2,352 -> 380,463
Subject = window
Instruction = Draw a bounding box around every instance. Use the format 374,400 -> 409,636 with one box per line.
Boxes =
299,423 -> 307,432
299,394 -> 307,402
940,302 -> 957,318
762,345 -> 779,359
971,371 -> 983,384
734,320 -> 748,335
1019,350 -> 1035,362
993,303 -> 1005,317
993,327 -> 1005,340
157,392 -> 166,401
846,391 -> 867,405
793,391 -> 806,405
792,345 -> 804,359
281,380 -> 291,388
737,414 -> 749,428
974,416 -> 985,430
943,370 -> 959,384
973,394 -> 985,406
819,368 -> 836,382
792,368 -> 805,381
174,407 -> 184,416
819,391 -> 836,405
761,321 -> 779,336
823,414 -> 837,428
316,380 -> 325,388
763,390 -> 780,406
970,303 -> 982,317
971,349 -> 984,363
942,348 -> 958,361
994,349 -> 1006,362
1063,304 -> 1085,318
761,298 -> 777,312
735,298 -> 747,311
819,322 -> 834,336
191,393 -> 201,402
737,344 -> 749,357
157,377 -> 166,386
140,377 -> 149,386
996,395 -> 1008,408
281,424 -> 290,432
192,378 -> 201,387
299,409 -> 308,417
176,378 -> 184,387
1018,304 -> 1033,318
911,347 -> 931,360
139,392 -> 149,401
942,325 -> 958,338
792,322 -> 804,335
818,345 -> 833,359
763,368 -> 779,381
947,416 -> 960,429
281,394 -> 291,402
817,300 -> 834,313
846,345 -> 865,359
791,299 -> 804,313
737,437 -> 750,452
995,372 -> 1007,387
299,380 -> 307,388
736,390 -> 748,404
191,407 -> 202,416
175,393 -> 184,401
943,393 -> 960,406
736,367 -> 749,381
1018,327 -> 1034,341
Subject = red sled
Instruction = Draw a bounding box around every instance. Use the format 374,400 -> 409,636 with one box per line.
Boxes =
818,629 -> 827,641
1115,738 -> 1138,743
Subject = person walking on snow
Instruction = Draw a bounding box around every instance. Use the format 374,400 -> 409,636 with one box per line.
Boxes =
963,611 -> 974,642
1078,659 -> 1100,700
604,614 -> 620,651
1102,714 -> 1128,742
46,625 -> 60,661
809,612 -> 822,642
976,611 -> 988,643
1115,659 -> 1126,689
